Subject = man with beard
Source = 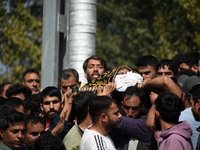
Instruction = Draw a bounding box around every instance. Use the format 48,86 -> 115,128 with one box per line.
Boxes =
40,86 -> 71,139
83,55 -> 107,83
22,68 -> 40,94
80,96 -> 122,150
116,86 -> 154,150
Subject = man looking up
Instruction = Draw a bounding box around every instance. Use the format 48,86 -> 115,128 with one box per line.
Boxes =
22,68 -> 40,94
80,96 -> 122,150
136,55 -> 158,80
59,69 -> 81,94
83,55 -> 107,83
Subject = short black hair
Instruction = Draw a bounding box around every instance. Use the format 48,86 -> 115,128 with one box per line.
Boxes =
0,106 -> 25,132
122,86 -> 146,105
72,91 -> 97,125
89,96 -> 116,124
83,55 -> 107,72
40,86 -> 61,103
6,83 -> 32,99
59,69 -> 79,83
34,132 -> 66,150
190,84 -> 200,105
24,94 -> 42,116
180,52 -> 199,68
22,68 -> 40,81
25,115 -> 46,127
6,97 -> 24,110
136,55 -> 158,69
155,92 -> 184,124
156,59 -> 174,73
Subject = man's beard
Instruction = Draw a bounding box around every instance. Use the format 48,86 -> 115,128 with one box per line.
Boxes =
44,110 -> 60,122
106,117 -> 120,131
192,108 -> 200,121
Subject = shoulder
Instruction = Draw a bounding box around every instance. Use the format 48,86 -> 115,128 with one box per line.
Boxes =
63,125 -> 82,149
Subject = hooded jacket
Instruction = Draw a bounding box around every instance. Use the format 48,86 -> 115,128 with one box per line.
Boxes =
154,121 -> 193,150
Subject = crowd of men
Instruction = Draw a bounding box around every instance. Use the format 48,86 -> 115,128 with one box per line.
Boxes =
1,52 -> 200,150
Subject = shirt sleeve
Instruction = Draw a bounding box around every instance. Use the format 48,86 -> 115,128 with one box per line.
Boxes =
120,116 -> 153,141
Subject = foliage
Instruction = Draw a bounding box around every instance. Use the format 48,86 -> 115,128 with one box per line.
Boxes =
0,0 -> 200,82
0,0 -> 42,83
96,0 -> 200,70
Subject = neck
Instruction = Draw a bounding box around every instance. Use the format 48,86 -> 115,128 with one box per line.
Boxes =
160,119 -> 177,131
79,115 -> 93,131
89,124 -> 109,136
184,100 -> 191,109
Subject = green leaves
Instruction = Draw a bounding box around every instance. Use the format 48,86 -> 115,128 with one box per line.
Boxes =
0,0 -> 42,83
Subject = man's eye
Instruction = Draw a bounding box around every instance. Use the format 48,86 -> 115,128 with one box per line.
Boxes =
144,72 -> 150,75
27,80 -> 33,83
43,102 -> 50,105
165,72 -> 172,75
31,132 -> 39,136
53,101 -> 59,104
36,80 -> 40,83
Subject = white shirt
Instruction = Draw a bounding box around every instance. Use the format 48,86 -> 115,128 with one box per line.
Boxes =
80,128 -> 116,150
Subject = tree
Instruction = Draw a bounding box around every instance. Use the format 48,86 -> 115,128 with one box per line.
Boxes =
96,0 -> 200,70
0,0 -> 42,83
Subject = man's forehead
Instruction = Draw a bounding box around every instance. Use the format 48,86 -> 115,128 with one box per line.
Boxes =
87,59 -> 102,65
61,73 -> 76,83
138,65 -> 155,71
123,95 -> 141,105
8,121 -> 25,129
43,96 -> 59,102
25,72 -> 40,79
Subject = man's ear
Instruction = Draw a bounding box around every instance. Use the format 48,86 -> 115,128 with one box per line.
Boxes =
196,99 -> 200,110
192,64 -> 198,74
40,103 -> 43,111
78,81 -> 81,87
0,129 -> 4,139
84,72 -> 87,79
21,82 -> 25,85
155,110 -> 160,120
101,113 -> 108,123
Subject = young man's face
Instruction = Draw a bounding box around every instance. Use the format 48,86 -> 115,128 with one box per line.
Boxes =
191,96 -> 200,121
157,66 -> 174,78
138,65 -> 157,80
85,59 -> 105,82
106,102 -> 122,129
60,72 -> 80,94
22,72 -> 40,94
122,95 -> 144,118
25,122 -> 45,148
0,121 -> 25,149
41,96 -> 61,123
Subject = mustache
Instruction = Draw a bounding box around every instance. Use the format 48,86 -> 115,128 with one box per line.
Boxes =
92,71 -> 100,76
47,110 -> 58,114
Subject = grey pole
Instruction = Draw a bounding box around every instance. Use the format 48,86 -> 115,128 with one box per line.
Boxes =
41,0 -> 60,88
